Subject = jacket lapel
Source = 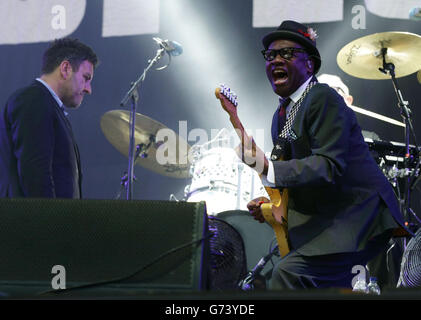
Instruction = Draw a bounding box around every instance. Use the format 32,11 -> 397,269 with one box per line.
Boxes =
33,81 -> 82,197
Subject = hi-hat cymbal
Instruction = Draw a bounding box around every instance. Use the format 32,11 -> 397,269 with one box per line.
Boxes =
100,110 -> 190,178
337,32 -> 421,80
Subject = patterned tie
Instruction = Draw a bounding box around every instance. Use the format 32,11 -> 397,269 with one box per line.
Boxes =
278,97 -> 291,133
270,97 -> 291,161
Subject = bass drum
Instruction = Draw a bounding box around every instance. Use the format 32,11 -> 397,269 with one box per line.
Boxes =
185,147 -> 268,216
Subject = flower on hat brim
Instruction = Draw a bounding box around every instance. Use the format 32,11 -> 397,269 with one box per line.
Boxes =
298,27 -> 318,41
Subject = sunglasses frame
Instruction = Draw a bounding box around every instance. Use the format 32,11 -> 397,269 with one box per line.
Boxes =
261,47 -> 307,61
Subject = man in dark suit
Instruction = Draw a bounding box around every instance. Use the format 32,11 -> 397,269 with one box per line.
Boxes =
239,20 -> 408,289
0,38 -> 98,198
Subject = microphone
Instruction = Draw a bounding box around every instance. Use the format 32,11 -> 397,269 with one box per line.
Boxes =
409,7 -> 421,20
238,245 -> 279,291
153,37 -> 183,56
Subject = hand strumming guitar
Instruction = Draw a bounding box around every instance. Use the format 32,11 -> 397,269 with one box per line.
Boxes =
247,196 -> 271,223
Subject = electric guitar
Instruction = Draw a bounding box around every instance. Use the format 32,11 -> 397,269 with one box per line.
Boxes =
215,84 -> 290,257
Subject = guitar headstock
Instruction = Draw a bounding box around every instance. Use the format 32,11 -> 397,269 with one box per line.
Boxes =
215,84 -> 238,114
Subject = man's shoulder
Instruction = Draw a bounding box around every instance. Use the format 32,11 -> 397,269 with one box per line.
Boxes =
4,81 -> 57,118
301,81 -> 349,119
310,82 -> 338,97
6,81 -> 53,107
8,81 -> 47,98
307,82 -> 346,105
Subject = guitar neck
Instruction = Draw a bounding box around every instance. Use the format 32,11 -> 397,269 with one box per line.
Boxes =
215,85 -> 252,148
229,114 -> 251,146
215,84 -> 289,257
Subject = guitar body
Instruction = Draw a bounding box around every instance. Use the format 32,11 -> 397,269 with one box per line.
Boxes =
261,186 -> 289,258
215,85 -> 290,257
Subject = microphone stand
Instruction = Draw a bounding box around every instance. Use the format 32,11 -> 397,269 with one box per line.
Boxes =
238,245 -> 279,291
378,47 -> 420,236
119,47 -> 167,200
115,141 -> 154,200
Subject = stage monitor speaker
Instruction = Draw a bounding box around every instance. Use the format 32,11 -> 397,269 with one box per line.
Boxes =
0,198 -> 209,298
398,228 -> 421,288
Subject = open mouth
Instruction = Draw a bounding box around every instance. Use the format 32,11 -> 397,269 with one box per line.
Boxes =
272,69 -> 288,84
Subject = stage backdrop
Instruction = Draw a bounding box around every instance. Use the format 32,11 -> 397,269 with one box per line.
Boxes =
0,0 -> 420,215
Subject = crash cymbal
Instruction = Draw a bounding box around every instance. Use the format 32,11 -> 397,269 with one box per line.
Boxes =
337,32 -> 421,80
418,70 -> 421,84
100,110 -> 190,178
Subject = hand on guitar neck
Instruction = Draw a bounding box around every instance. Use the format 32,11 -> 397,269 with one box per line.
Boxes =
214,85 -> 268,175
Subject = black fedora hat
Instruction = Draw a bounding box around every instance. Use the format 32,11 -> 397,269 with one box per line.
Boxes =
262,20 -> 321,74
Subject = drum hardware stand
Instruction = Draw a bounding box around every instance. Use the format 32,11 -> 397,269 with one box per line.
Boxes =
378,47 -> 420,236
169,194 -> 180,201
119,45 -> 170,200
236,163 -> 244,210
238,245 -> 279,291
411,170 -> 421,192
115,133 -> 158,200
385,164 -> 419,182
410,152 -> 421,194
115,143 -> 148,199
115,173 -> 136,200
137,134 -> 156,159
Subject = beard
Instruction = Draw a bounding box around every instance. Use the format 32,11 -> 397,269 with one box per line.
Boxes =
61,88 -> 83,109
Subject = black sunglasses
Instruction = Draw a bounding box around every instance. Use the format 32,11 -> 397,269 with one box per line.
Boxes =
261,47 -> 307,61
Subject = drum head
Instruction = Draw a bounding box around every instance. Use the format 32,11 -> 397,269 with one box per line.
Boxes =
186,146 -> 268,215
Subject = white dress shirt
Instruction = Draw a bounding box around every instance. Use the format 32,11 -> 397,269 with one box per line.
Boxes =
36,78 -> 68,116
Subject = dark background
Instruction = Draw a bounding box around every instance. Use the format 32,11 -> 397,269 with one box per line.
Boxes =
0,0 -> 420,216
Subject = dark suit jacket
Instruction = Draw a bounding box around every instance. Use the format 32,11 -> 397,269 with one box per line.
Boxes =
0,80 -> 82,198
270,82 -> 403,256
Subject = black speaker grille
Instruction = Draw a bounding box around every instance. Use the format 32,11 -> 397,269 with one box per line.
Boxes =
398,228 -> 421,288
0,198 -> 208,294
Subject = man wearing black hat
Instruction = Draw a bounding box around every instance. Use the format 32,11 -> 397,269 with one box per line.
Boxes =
238,21 -> 408,289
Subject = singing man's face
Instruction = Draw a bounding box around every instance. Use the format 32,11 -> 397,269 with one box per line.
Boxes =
265,39 -> 313,97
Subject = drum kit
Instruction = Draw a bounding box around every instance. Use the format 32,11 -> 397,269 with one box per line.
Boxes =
100,110 -> 268,215
337,31 -> 421,227
99,31 -> 421,224
96,31 -> 421,289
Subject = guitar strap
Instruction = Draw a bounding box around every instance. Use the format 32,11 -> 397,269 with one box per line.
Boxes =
271,79 -> 317,161
262,79 -> 318,257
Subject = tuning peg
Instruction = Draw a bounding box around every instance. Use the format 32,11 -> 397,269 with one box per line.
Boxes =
224,87 -> 230,96
233,97 -> 238,106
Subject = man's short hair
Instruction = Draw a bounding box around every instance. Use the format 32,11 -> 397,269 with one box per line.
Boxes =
41,38 -> 99,74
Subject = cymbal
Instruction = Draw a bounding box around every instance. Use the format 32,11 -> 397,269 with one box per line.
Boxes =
100,110 -> 190,178
337,32 -> 421,80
